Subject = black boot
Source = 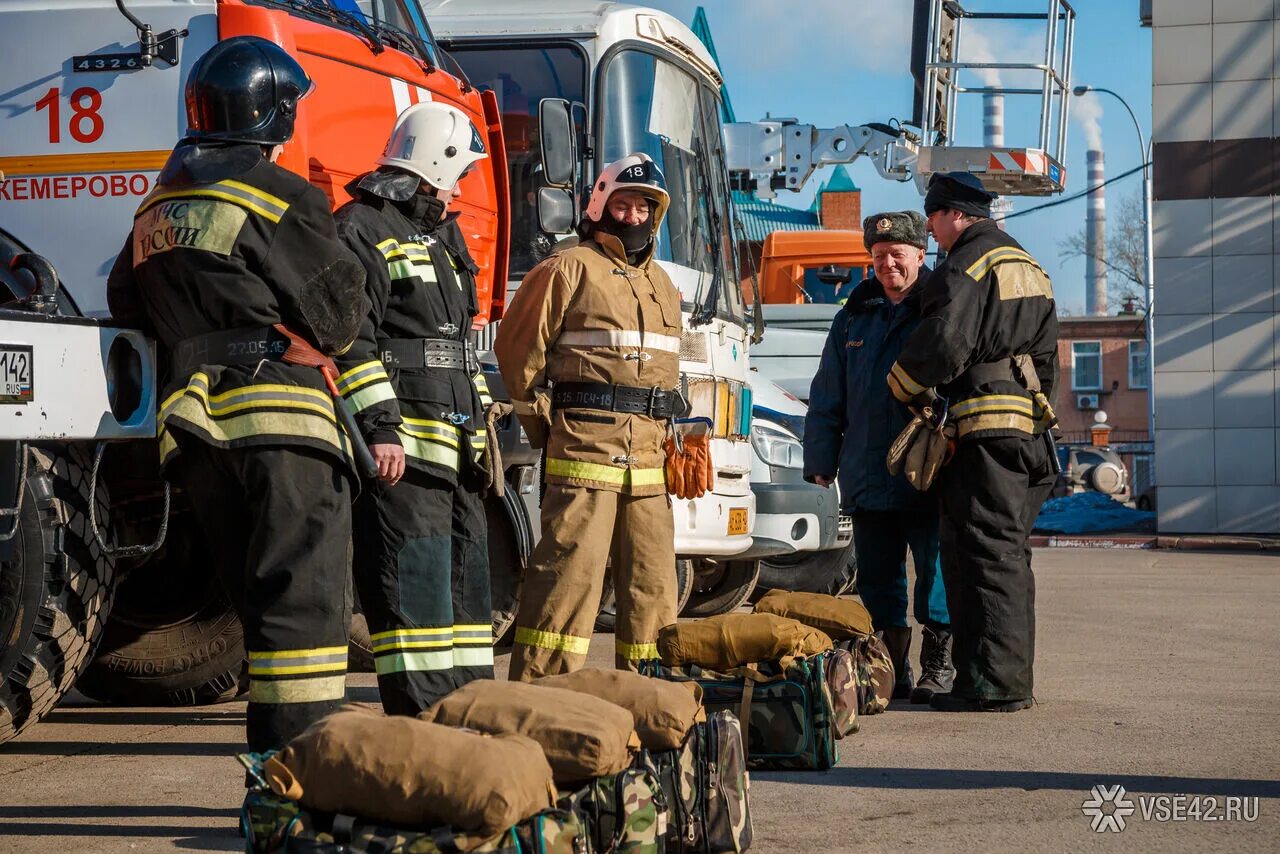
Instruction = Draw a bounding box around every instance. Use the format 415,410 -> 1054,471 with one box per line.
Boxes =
910,626 -> 955,704
880,626 -> 913,700
929,694 -> 1033,713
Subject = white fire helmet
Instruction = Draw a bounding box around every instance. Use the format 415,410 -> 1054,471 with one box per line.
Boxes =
377,101 -> 488,191
584,153 -> 670,230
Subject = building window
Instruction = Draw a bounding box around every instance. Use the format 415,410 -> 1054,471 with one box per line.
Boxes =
1072,341 -> 1102,390
1128,340 -> 1149,389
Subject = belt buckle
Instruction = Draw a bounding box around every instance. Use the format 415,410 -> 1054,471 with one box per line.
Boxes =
646,387 -> 662,418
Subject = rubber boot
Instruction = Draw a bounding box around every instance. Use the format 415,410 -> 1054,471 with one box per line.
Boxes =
910,626 -> 955,704
880,626 -> 913,701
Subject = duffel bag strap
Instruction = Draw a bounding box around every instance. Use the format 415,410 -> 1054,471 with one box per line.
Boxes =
330,813 -> 357,844
738,663 -> 760,730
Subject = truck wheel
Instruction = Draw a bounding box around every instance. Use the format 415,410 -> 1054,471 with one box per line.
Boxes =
681,558 -> 760,618
487,492 -> 529,646
596,559 -> 694,632
1,445 -> 116,743
76,510 -> 245,706
755,540 -> 857,600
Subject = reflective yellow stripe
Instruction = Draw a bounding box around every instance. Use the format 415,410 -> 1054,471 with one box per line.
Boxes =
375,649 -> 454,674
137,180 -> 289,223
344,380 -> 396,414
514,626 -> 591,655
250,674 -> 346,704
159,373 -> 349,457
248,645 -> 348,660
372,638 -> 452,652
955,411 -> 1044,437
545,458 -> 665,486
400,417 -> 461,447
615,639 -> 660,661
370,626 -> 453,641
951,395 -> 1035,419
399,432 -> 460,469
336,360 -> 389,393
964,246 -> 1044,281
888,362 -> 925,400
248,646 -> 348,676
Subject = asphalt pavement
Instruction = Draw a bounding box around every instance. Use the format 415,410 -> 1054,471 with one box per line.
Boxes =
1,548 -> 1277,852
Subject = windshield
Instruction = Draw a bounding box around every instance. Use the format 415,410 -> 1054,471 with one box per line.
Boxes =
254,0 -> 444,67
447,43 -> 588,278
599,49 -> 743,322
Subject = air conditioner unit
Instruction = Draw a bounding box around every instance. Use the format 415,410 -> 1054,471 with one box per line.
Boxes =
1077,393 -> 1100,410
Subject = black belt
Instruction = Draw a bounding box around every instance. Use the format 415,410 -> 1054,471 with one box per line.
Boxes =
551,382 -> 685,419
378,337 -> 477,373
954,359 -> 1017,391
172,326 -> 290,377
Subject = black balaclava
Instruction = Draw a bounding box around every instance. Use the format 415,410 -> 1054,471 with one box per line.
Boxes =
595,199 -> 655,260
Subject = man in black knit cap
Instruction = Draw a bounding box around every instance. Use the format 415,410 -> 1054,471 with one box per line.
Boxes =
887,172 -> 1060,713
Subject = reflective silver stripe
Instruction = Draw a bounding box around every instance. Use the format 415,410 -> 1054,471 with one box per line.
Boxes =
336,361 -> 389,394
557,330 -> 680,353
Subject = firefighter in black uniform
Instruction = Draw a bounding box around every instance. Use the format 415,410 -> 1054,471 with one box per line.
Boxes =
887,172 -> 1059,713
333,101 -> 494,714
106,37 -> 368,750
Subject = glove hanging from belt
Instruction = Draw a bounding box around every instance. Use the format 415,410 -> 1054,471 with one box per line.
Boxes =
483,400 -> 514,497
886,394 -> 955,492
665,431 -> 714,500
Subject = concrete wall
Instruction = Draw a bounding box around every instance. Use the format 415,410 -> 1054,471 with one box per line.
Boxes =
1151,0 -> 1280,533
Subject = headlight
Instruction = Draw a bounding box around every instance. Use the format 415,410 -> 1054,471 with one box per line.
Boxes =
751,420 -> 803,469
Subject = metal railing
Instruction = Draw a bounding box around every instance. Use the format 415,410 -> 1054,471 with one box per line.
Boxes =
919,0 -> 1076,165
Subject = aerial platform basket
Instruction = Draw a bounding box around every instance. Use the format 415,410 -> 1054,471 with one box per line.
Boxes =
915,145 -> 1065,196
911,0 -> 1077,196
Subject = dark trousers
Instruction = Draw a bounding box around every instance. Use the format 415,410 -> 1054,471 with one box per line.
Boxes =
852,509 -> 949,631
352,465 -> 493,715
173,441 -> 351,753
937,435 -> 1056,701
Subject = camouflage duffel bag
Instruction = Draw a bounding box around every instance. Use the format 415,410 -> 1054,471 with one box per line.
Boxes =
559,753 -> 666,853
643,655 -> 838,772
241,788 -> 590,854
650,710 -> 752,853
837,634 -> 895,716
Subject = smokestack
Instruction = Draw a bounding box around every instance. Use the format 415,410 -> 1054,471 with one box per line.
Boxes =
1085,148 -> 1107,316
984,94 -> 1013,229
983,93 -> 1005,147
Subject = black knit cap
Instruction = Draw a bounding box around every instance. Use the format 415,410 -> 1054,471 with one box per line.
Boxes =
923,171 -> 997,218
862,210 -> 928,250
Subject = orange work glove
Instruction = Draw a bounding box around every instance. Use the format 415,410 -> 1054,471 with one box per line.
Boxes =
664,436 -> 685,498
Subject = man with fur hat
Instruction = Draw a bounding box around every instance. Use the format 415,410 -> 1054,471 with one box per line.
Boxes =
887,172 -> 1059,713
805,211 -> 954,704
495,153 -> 684,681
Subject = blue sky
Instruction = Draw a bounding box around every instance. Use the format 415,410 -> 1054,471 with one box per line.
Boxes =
645,0 -> 1153,316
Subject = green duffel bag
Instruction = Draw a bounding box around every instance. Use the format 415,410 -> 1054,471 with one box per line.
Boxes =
643,654 -> 838,772
240,756 -> 590,854
650,710 -> 752,853
559,753 -> 667,853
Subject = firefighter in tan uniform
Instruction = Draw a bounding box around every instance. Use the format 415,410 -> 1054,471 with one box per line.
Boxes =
496,154 -> 683,680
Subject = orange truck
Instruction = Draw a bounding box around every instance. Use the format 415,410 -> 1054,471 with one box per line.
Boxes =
0,0 -> 523,743
751,230 -> 870,306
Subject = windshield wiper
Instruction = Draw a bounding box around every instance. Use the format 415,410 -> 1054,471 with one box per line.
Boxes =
689,140 -> 727,328
280,0 -> 384,54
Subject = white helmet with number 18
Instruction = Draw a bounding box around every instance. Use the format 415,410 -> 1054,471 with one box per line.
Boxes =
584,153 -> 670,230
377,101 -> 488,191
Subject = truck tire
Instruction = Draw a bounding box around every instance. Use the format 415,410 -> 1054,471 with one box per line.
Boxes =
755,540 -> 857,600
76,510 -> 245,707
681,558 -> 760,618
487,492 -> 529,646
0,444 -> 116,743
595,559 -> 694,633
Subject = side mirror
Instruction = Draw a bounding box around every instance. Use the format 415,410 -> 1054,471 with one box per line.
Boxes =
814,265 -> 853,286
537,186 -> 576,234
538,98 -> 577,188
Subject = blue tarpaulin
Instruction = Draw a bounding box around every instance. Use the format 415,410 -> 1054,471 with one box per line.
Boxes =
1034,492 -> 1155,535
